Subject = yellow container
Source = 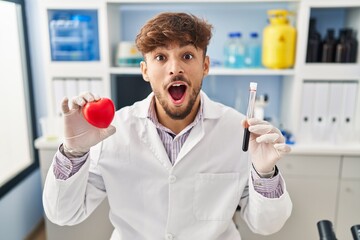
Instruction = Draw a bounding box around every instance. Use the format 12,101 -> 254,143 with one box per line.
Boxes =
262,9 -> 296,69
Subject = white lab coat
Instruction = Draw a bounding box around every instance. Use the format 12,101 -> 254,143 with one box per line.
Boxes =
43,91 -> 292,240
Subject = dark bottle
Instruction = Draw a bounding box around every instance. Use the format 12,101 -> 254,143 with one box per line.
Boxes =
335,29 -> 350,63
321,29 -> 336,62
347,29 -> 358,63
317,220 -> 337,240
306,18 -> 322,63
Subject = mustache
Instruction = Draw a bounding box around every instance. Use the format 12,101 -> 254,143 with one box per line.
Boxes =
169,75 -> 190,85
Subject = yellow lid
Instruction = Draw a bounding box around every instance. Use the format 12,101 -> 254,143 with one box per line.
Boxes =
267,9 -> 292,24
268,9 -> 289,16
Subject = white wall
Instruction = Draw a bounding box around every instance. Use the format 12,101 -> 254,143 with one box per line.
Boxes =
0,170 -> 43,239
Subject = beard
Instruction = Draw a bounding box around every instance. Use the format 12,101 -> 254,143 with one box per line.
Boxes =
153,76 -> 202,120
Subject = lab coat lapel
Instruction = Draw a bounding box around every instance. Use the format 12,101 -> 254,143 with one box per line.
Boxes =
175,119 -> 204,165
175,92 -> 223,165
139,118 -> 173,171
134,93 -> 172,171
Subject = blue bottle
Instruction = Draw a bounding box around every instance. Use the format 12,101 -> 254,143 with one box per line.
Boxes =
224,32 -> 245,68
245,32 -> 262,68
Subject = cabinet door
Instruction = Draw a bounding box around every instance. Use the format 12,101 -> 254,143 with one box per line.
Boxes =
234,155 -> 340,240
336,157 -> 360,240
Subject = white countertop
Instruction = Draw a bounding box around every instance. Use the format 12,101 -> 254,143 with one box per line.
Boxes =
34,137 -> 360,156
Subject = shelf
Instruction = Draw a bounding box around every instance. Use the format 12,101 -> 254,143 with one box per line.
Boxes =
48,62 -> 106,77
290,143 -> 360,156
107,0 -> 300,4
209,67 -> 295,76
301,63 -> 360,80
109,67 -> 295,76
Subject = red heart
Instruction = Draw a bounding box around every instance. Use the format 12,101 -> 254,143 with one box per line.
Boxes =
82,98 -> 115,128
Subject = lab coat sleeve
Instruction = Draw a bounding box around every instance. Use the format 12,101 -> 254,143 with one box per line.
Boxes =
42,143 -> 107,226
239,172 -> 292,235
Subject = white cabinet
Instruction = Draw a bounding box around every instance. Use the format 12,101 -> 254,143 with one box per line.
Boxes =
336,156 -> 360,240
293,0 -> 360,145
234,154 -> 341,240
34,138 -> 114,240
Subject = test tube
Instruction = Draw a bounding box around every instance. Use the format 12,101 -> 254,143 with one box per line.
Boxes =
242,82 -> 257,152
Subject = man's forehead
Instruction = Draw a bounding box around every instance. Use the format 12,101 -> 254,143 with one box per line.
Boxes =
154,43 -> 197,51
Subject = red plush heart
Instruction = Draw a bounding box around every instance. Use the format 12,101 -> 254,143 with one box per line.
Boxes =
82,98 -> 115,128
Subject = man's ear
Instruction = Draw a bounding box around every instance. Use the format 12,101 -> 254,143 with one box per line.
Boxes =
140,61 -> 149,82
203,56 -> 210,76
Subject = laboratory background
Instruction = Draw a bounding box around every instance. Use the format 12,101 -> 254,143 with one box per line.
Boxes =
0,0 -> 360,239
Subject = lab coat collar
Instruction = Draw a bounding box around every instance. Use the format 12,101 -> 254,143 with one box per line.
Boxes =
132,91 -> 223,120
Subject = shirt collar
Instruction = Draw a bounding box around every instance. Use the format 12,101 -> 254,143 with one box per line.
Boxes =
147,95 -> 204,136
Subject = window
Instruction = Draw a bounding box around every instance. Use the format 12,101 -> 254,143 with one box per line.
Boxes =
0,0 -> 38,198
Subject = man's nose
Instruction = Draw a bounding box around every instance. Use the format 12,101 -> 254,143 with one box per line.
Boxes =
168,58 -> 184,75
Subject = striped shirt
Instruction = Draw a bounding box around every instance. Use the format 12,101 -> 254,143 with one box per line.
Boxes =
54,96 -> 283,198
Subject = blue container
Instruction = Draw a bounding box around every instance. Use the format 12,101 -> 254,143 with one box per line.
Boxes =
48,10 -> 100,61
245,32 -> 262,68
224,32 -> 246,68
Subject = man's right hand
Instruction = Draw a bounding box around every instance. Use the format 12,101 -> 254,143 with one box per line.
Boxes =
62,92 -> 116,158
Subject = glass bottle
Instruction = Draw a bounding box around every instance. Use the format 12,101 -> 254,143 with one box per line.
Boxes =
335,29 -> 349,63
306,18 -> 322,63
245,32 -> 262,68
321,29 -> 336,63
224,32 -> 245,68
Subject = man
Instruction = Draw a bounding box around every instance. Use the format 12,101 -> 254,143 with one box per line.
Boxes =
43,12 -> 292,240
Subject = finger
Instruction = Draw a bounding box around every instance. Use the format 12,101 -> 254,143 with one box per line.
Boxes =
249,124 -> 273,135
61,97 -> 70,114
71,96 -> 86,110
241,119 -> 249,128
256,133 -> 281,143
247,118 -> 269,126
93,94 -> 101,101
99,125 -> 116,140
80,92 -> 97,102
274,143 -> 292,154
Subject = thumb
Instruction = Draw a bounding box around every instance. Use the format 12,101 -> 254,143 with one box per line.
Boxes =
274,143 -> 291,155
99,125 -> 116,140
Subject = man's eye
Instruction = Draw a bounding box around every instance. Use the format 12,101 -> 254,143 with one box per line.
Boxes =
155,55 -> 165,61
183,54 -> 193,60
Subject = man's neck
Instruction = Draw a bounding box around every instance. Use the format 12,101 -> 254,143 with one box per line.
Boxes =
154,98 -> 201,135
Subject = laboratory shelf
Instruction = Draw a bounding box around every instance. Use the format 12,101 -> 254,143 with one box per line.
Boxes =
301,64 -> 360,80
109,67 -> 295,76
290,143 -> 360,156
107,0 -> 300,4
209,67 -> 295,76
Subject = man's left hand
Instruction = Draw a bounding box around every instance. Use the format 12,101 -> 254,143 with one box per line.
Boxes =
243,118 -> 291,174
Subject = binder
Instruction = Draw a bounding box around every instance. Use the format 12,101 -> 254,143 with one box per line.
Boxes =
52,78 -> 66,116
90,78 -> 104,96
78,78 -> 91,94
327,82 -> 344,144
340,82 -> 358,142
64,78 -> 78,99
298,82 -> 316,143
312,82 -> 330,143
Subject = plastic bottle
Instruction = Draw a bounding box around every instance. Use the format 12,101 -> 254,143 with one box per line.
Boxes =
321,29 -> 336,63
224,32 -> 245,68
262,9 -> 296,69
245,32 -> 262,68
306,18 -> 322,63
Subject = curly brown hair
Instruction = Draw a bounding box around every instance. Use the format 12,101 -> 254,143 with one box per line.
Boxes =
135,12 -> 213,58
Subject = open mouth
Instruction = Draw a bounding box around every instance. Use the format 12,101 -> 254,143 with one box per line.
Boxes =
168,83 -> 187,102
